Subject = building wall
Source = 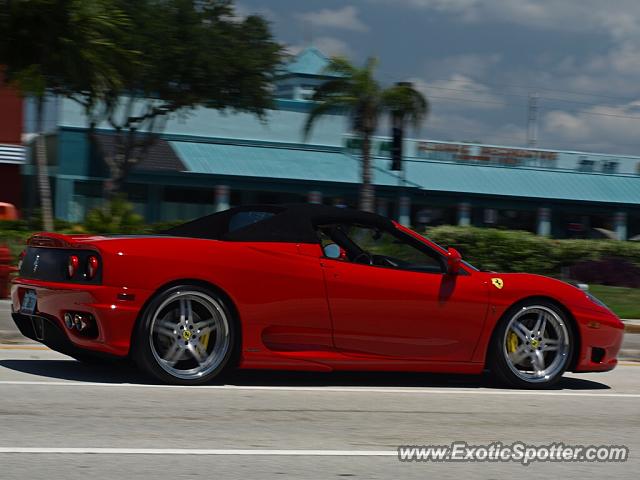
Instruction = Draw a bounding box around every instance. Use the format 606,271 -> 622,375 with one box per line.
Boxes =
0,164 -> 22,207
0,80 -> 22,144
0,76 -> 24,210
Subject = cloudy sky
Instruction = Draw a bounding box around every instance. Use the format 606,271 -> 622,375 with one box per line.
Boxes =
236,0 -> 640,155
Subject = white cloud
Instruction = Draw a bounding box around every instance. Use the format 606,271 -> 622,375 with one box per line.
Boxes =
370,1 -> 640,153
375,0 -> 640,38
543,102 -> 640,150
286,37 -> 355,59
411,74 -> 506,110
314,37 -> 355,58
425,53 -> 502,78
420,110 -> 527,145
232,3 -> 279,22
295,6 -> 368,32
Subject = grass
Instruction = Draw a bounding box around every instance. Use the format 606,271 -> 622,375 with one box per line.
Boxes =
589,284 -> 640,319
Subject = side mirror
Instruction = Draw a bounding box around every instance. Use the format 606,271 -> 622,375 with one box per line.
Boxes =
446,247 -> 462,275
323,243 -> 342,259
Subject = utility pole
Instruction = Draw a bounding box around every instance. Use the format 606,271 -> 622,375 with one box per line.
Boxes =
527,92 -> 539,148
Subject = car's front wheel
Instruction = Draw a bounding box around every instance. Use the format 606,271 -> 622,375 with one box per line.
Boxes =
488,300 -> 573,388
134,285 -> 236,385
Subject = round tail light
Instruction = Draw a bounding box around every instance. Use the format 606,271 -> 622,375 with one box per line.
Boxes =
87,255 -> 99,279
68,255 -> 79,278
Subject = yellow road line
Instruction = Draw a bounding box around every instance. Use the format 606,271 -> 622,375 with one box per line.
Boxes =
0,345 -> 49,350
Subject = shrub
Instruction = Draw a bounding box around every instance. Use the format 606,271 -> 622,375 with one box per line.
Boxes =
424,226 -> 640,278
84,197 -> 145,234
569,258 -> 640,288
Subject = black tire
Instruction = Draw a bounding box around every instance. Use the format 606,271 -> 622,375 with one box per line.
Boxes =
133,284 -> 237,385
488,299 -> 574,389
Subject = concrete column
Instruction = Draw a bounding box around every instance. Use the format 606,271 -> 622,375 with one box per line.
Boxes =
146,184 -> 163,223
308,190 -> 323,204
54,177 -> 74,221
614,211 -> 627,241
398,195 -> 411,227
376,198 -> 389,218
214,185 -> 230,212
537,207 -> 551,237
457,202 -> 471,226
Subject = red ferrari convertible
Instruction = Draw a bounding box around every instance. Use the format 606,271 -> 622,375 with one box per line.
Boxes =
11,204 -> 623,387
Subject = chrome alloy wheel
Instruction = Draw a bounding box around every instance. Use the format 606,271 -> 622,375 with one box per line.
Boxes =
502,305 -> 570,383
149,290 -> 230,380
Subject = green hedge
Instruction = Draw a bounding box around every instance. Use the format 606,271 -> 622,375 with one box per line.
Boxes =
4,219 -> 640,276
425,226 -> 640,275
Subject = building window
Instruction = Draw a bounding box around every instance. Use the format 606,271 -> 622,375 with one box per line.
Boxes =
483,209 -> 498,225
602,160 -> 618,174
577,157 -> 595,172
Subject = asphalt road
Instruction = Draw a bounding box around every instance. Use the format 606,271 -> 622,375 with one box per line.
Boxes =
0,346 -> 639,479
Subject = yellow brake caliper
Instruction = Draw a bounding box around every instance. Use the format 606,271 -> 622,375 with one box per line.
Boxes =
200,331 -> 210,349
507,331 -> 518,353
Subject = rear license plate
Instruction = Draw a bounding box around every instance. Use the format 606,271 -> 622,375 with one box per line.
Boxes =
20,290 -> 37,315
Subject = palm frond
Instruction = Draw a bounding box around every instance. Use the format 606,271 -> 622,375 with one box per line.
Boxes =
324,56 -> 356,77
303,99 -> 346,140
381,83 -> 429,130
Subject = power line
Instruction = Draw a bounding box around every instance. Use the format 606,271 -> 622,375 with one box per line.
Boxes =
377,68 -> 640,103
422,87 -> 640,121
422,84 -> 640,110
527,93 -> 539,147
567,109 -> 640,121
426,95 -> 510,107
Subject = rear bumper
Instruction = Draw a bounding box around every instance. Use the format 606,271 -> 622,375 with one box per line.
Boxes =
11,312 -> 122,361
10,278 -> 151,357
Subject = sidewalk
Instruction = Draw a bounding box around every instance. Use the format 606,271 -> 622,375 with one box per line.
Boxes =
0,299 -> 27,344
622,319 -> 640,334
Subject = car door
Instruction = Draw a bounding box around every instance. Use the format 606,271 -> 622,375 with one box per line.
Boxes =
319,223 -> 490,362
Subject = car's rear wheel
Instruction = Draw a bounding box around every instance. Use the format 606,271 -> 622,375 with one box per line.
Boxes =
488,300 -> 573,389
134,285 -> 236,385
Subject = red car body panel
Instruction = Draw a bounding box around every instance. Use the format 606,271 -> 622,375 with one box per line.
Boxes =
11,223 -> 624,375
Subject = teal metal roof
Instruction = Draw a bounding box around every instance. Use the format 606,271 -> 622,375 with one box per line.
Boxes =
170,141 -> 401,186
170,141 -> 640,205
282,47 -> 332,77
404,159 -> 640,204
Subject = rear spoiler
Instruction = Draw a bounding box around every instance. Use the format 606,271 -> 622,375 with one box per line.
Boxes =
27,232 -> 93,249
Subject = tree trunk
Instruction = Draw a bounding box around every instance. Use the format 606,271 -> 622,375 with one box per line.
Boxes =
360,133 -> 375,212
35,97 -> 54,231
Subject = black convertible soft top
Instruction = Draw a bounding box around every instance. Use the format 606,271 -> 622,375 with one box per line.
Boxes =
163,203 -> 393,244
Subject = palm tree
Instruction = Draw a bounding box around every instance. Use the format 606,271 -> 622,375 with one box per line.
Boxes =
304,57 -> 428,212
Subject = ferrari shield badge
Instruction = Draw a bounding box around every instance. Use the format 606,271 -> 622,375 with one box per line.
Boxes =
491,278 -> 504,289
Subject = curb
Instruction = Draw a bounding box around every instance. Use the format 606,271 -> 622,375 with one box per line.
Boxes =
619,350 -> 640,362
0,331 -> 33,344
625,324 -> 640,334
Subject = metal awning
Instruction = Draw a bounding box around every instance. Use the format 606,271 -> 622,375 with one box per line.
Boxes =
169,140 -> 640,205
0,144 -> 25,164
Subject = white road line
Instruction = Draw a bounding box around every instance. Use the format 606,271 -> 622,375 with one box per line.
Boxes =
0,447 -> 396,456
0,380 -> 638,398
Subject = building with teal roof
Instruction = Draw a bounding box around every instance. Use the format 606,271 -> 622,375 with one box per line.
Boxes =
20,47 -> 640,240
